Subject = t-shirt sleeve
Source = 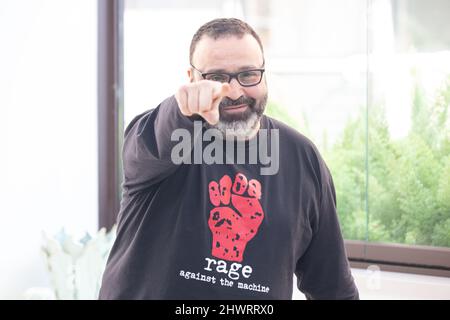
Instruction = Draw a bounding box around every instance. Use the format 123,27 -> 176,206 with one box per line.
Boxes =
294,148 -> 359,300
122,95 -> 197,194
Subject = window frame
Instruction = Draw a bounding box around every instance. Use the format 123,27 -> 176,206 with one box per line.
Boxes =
346,241 -> 450,277
98,0 -> 124,231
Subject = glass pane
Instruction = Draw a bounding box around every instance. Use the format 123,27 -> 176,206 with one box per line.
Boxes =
263,0 -> 369,241
367,0 -> 450,247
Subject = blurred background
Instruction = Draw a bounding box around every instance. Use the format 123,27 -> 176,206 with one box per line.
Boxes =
1,0 -> 449,299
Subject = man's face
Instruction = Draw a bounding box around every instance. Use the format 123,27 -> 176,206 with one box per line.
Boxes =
189,34 -> 268,138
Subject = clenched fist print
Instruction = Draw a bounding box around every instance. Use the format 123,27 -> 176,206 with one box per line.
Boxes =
208,173 -> 264,262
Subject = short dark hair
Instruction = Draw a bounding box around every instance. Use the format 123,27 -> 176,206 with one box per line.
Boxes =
189,18 -> 264,64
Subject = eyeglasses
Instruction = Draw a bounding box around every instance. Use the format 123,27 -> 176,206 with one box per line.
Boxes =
190,64 -> 265,87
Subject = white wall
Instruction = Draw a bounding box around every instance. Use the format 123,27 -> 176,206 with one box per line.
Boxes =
0,0 -> 98,299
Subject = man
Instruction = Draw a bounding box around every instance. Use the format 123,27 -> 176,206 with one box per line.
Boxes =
99,18 -> 359,300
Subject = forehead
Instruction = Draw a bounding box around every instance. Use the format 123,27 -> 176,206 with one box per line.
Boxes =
192,34 -> 264,71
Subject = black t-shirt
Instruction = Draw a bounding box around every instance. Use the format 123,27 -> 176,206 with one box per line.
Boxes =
98,96 -> 359,300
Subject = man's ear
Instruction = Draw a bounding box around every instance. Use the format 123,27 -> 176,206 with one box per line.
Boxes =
187,68 -> 194,83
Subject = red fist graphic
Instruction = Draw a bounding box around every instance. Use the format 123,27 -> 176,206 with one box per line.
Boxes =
208,173 -> 264,262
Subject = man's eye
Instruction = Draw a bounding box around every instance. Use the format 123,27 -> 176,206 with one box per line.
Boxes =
240,71 -> 258,79
207,74 -> 228,82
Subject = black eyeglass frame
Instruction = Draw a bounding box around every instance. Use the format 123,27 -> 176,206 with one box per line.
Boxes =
190,64 -> 266,87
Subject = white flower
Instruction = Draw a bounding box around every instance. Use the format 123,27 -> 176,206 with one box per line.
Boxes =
41,226 -> 116,299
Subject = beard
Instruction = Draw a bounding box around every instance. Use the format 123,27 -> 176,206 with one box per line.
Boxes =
208,92 -> 268,140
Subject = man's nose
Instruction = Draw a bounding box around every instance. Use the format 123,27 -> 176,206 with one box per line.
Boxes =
225,78 -> 245,100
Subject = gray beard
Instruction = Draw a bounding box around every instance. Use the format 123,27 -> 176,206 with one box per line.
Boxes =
212,112 -> 260,140
208,90 -> 268,140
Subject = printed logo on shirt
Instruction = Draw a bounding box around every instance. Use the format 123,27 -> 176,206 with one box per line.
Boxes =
178,172 -> 270,295
208,173 -> 264,262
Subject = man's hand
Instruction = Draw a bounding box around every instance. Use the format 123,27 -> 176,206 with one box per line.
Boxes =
175,80 -> 231,125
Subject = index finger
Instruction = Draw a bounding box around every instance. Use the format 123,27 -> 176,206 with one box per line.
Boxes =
212,82 -> 231,100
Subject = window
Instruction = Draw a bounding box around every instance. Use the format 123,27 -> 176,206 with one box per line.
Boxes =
120,0 -> 450,276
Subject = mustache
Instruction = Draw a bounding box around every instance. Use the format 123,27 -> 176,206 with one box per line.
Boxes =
220,96 -> 256,109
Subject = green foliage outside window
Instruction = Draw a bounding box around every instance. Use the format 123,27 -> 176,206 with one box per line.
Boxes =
265,100 -> 301,129
267,75 -> 450,247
